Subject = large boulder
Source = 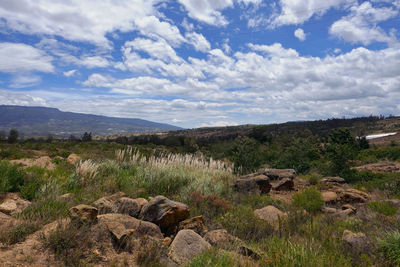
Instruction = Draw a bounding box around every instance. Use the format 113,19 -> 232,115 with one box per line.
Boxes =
178,216 -> 208,236
254,205 -> 287,230
322,191 -> 340,203
204,229 -> 238,247
139,196 -> 189,234
93,197 -> 113,214
342,230 -> 370,253
112,197 -> 145,218
98,214 -> 163,247
272,178 -> 294,191
342,189 -> 370,203
262,169 -> 296,180
0,193 -> 31,216
168,229 -> 210,265
67,153 -> 82,165
321,177 -> 345,184
69,204 -> 98,224
234,175 -> 271,194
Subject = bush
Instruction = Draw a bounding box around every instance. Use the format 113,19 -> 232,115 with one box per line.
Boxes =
229,136 -> 263,174
0,221 -> 41,245
292,187 -> 324,215
188,248 -> 236,267
218,205 -> 273,241
379,231 -> 400,266
0,160 -> 25,193
368,201 -> 398,216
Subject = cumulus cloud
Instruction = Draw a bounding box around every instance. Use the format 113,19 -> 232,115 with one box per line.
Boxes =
185,32 -> 211,52
294,28 -> 306,41
0,0 -> 184,48
177,0 -> 233,26
0,90 -> 46,106
0,42 -> 54,73
63,70 -> 78,77
330,2 -> 399,45
269,0 -> 355,28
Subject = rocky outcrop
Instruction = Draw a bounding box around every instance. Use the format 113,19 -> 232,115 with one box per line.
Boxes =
98,213 -> 163,246
355,161 -> 400,173
0,193 -> 31,216
168,229 -> 210,265
204,229 -> 238,247
320,177 -> 345,184
10,156 -> 56,171
342,230 -> 369,252
262,169 -> 296,180
139,196 -> 189,234
272,178 -> 294,191
254,205 -> 287,229
178,216 -> 208,236
234,175 -> 271,194
67,153 -> 82,165
322,191 -> 339,203
342,189 -> 370,203
69,204 -> 98,224
93,197 -> 113,214
112,197 -> 146,218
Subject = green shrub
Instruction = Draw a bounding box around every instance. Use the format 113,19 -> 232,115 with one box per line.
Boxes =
0,221 -> 41,245
0,160 -> 25,193
18,199 -> 70,224
292,187 -> 324,214
187,248 -> 236,267
379,231 -> 400,266
218,205 -> 273,241
368,201 -> 398,216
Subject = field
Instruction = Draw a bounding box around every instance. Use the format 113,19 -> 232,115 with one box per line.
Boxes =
1,125 -> 400,266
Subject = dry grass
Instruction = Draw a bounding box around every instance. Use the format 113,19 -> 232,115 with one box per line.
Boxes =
75,160 -> 99,185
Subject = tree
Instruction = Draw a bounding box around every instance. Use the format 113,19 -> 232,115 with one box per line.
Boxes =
357,136 -> 369,150
8,129 -> 19,144
82,132 -> 92,142
326,129 -> 359,178
230,136 -> 263,174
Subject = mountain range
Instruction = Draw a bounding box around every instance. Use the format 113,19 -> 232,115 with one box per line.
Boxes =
0,105 -> 181,137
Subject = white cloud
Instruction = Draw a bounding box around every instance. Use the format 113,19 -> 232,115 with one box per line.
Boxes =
0,0 -> 184,48
330,2 -> 399,45
0,42 -> 54,73
9,74 -> 41,88
177,0 -> 233,26
124,38 -> 182,63
63,70 -> 78,77
269,0 -> 355,27
294,28 -> 306,41
0,90 -> 46,106
198,121 -> 239,127
185,32 -> 211,52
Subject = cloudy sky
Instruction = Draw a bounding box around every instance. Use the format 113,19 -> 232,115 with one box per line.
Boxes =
0,0 -> 399,128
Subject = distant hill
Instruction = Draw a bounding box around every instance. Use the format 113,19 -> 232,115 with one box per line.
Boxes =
0,105 -> 182,137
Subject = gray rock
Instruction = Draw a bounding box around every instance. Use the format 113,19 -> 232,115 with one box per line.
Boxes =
234,175 -> 271,194
272,178 -> 294,191
168,230 -> 210,265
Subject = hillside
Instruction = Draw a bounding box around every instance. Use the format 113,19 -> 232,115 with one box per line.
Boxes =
0,105 -> 181,137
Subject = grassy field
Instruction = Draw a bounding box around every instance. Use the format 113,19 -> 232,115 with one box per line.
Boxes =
0,139 -> 400,266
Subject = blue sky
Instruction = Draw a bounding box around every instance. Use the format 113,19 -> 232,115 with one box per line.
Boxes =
0,0 -> 399,128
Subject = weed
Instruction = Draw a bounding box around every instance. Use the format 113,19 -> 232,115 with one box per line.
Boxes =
378,231 -> 400,266
368,201 -> 398,216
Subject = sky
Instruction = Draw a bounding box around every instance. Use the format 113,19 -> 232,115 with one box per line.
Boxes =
0,0 -> 399,128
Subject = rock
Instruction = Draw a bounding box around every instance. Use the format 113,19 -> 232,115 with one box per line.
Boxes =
237,246 -> 261,260
342,230 -> 369,252
93,197 -> 113,214
342,189 -> 369,203
323,207 -> 338,214
59,193 -> 73,203
321,177 -> 346,184
69,204 -> 98,224
342,204 -> 357,212
203,229 -> 238,247
178,216 -> 208,236
254,205 -> 287,230
0,212 -> 17,228
162,237 -> 172,247
355,161 -> 400,173
234,175 -> 271,194
112,197 -> 142,218
0,193 -> 31,216
10,156 -> 56,171
168,229 -> 210,265
139,196 -> 189,234
67,153 -> 82,165
98,213 -> 163,240
322,191 -> 339,203
272,178 -> 294,191
337,209 -> 356,216
262,168 -> 296,180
